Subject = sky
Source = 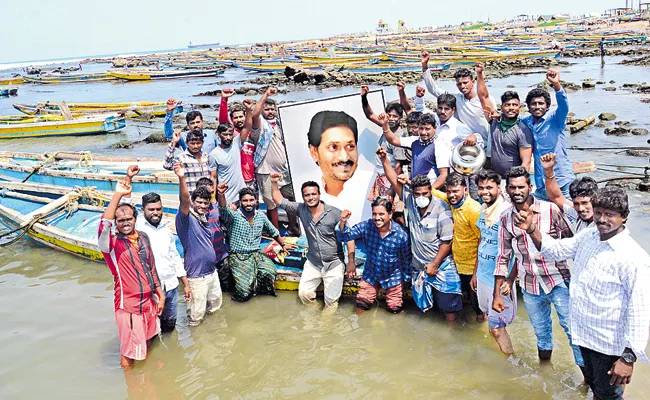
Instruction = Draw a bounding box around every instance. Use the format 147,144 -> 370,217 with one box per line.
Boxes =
0,0 -> 630,63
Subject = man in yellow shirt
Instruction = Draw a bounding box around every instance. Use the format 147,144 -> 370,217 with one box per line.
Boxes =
432,173 -> 483,321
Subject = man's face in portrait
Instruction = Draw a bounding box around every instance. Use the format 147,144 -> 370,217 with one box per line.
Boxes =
309,126 -> 359,189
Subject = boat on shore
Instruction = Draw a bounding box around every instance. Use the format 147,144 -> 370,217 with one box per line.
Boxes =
108,68 -> 224,81
233,62 -> 322,73
13,101 -> 171,117
0,77 -> 26,85
0,150 -> 177,193
342,62 -> 449,74
0,88 -> 18,96
0,115 -> 126,139
0,182 -> 364,294
22,72 -> 116,84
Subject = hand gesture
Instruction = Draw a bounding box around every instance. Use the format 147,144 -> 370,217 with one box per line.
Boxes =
242,98 -> 254,111
183,285 -> 192,302
500,279 -> 513,296
115,180 -> 132,196
377,112 -> 389,128
126,165 -> 140,178
171,130 -> 182,145
540,153 -> 557,171
166,98 -> 180,112
416,85 -> 426,97
608,359 -> 634,385
265,87 -> 278,97
474,62 -> 485,75
397,173 -> 410,186
396,81 -> 406,92
173,161 -> 185,178
463,134 -> 478,147
546,69 -> 560,86
156,295 -> 165,317
360,85 -> 369,96
425,262 -> 439,277
420,51 -> 430,66
470,273 -> 478,292
269,172 -> 282,183
221,88 -> 235,99
340,209 -> 352,225
217,182 -> 228,195
492,296 -> 505,313
484,108 -> 500,121
375,146 -> 387,160
513,209 -> 534,233
229,203 -> 238,211
345,259 -> 357,279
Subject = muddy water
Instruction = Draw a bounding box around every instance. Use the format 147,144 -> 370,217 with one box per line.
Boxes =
1,56 -> 650,399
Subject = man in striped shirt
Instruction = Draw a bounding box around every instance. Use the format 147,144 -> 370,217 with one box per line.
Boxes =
163,129 -> 217,193
519,186 -> 650,399
493,166 -> 586,374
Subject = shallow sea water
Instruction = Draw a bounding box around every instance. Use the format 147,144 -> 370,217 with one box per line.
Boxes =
1,56 -> 650,399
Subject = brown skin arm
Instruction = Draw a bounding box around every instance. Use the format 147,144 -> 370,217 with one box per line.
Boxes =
252,87 -> 276,130
103,182 -> 131,220
216,182 -> 228,207
154,285 -> 165,316
426,241 -> 451,276
378,113 -> 402,147
378,147 -> 403,197
179,276 -> 191,302
361,85 -> 383,127
520,147 -> 533,174
609,356 -> 634,385
540,153 -> 571,209
475,62 -> 496,115
269,172 -> 284,207
396,82 -> 413,114
345,241 -> 356,278
430,167 -> 448,190
241,98 -> 254,142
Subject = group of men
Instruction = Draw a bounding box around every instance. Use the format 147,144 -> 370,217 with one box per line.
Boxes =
99,51 -> 649,400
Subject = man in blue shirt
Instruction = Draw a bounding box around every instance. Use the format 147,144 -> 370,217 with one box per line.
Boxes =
336,197 -> 411,313
522,70 -> 575,201
164,98 -> 219,154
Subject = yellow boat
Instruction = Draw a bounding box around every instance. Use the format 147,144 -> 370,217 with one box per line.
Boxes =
0,114 -> 126,139
108,68 -> 223,81
13,101 -> 168,117
297,54 -> 388,64
0,77 -> 26,85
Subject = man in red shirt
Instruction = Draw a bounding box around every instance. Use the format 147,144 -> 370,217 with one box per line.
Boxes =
98,171 -> 165,369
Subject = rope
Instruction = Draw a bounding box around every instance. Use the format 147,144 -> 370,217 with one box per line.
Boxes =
76,152 -> 93,168
596,167 -> 648,177
596,163 -> 648,170
21,151 -> 60,183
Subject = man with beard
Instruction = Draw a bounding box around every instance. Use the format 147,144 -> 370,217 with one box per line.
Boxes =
164,98 -> 219,154
98,172 -> 164,369
541,153 -> 596,233
360,85 -> 405,202
431,173 -> 483,321
174,162 -> 223,326
523,70 -> 574,201
475,62 -> 533,176
519,186 -> 650,400
379,113 -> 450,190
218,90 -> 258,196
378,148 -> 461,322
252,87 -> 300,236
217,183 -> 292,302
307,110 -> 373,224
493,166 -> 586,375
270,173 -> 357,309
209,120 -> 249,205
470,170 -> 518,353
163,129 -> 217,194
421,51 -> 495,146
336,197 -> 411,313
135,191 -> 191,333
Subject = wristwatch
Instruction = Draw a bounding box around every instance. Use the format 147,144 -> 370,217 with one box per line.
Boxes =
621,348 -> 637,364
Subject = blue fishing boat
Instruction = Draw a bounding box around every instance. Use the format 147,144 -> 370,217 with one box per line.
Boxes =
343,63 -> 450,74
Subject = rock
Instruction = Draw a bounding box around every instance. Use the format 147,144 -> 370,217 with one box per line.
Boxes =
245,90 -> 258,96
639,181 -> 650,192
110,140 -> 133,149
604,87 -> 616,91
622,83 -> 640,89
615,120 -> 631,126
142,133 -> 168,144
604,127 -> 631,136
631,128 -> 649,135
598,113 -> 617,121
641,98 -> 650,103
637,85 -> 650,93
594,121 -> 611,128
609,80 -> 616,84
626,149 -> 650,157
506,84 -> 515,88
596,81 -> 605,85
606,180 -> 641,190
581,82 -> 596,89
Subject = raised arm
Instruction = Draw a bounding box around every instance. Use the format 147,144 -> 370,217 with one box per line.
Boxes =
216,181 -> 228,208
378,112 -> 402,147
421,51 -> 444,97
269,172 -> 285,207
173,162 -> 191,215
396,81 -> 413,114
546,70 -> 569,123
240,98 -> 254,143
163,130 -> 183,170
377,146 -> 403,198
164,99 -> 186,150
361,85 -> 382,127
475,62 -> 496,115
252,87 -> 277,130
218,89 -> 234,124
103,180 -> 133,221
540,153 -> 571,209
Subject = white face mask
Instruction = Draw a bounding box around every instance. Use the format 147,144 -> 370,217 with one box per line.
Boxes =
415,195 -> 430,209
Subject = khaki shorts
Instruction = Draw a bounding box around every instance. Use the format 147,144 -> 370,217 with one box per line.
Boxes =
256,170 -> 295,209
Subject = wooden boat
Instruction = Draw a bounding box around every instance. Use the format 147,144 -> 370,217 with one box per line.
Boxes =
13,101 -> 170,117
108,68 -> 224,81
0,77 -> 26,85
233,62 -> 322,73
0,182 -> 364,294
0,115 -> 126,139
22,72 -> 116,84
0,150 -> 178,194
343,62 -> 450,74
297,53 -> 388,64
0,114 -> 70,123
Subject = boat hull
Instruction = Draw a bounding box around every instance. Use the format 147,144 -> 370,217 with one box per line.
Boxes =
0,116 -> 126,139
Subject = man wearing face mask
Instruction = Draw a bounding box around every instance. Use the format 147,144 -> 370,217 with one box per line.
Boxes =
270,173 -> 356,309
379,147 -> 461,322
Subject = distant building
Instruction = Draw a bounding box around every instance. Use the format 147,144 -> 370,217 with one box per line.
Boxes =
377,19 -> 390,34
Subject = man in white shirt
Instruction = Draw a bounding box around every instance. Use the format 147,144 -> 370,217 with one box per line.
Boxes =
517,186 -> 650,399
135,192 -> 191,333
421,51 -> 495,146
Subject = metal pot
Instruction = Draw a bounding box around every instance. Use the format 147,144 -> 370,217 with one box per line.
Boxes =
450,142 -> 486,175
